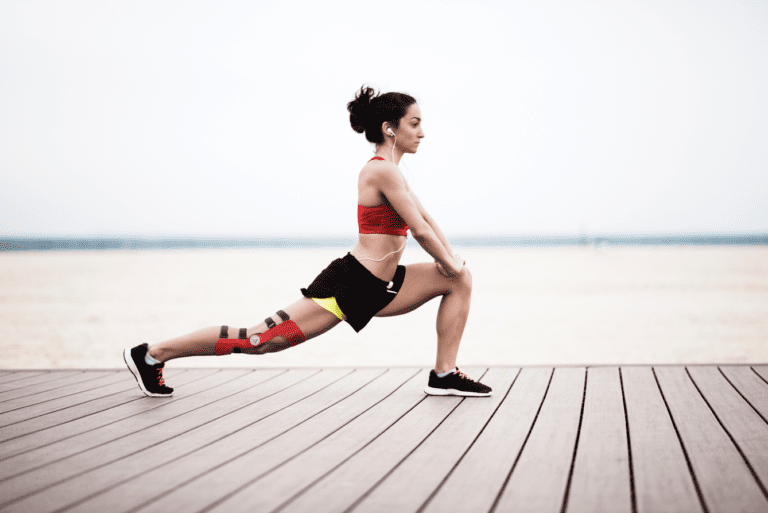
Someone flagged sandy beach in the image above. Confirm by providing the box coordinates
[1,245,766,369]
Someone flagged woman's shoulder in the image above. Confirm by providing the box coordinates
[361,158,400,180]
[359,160,409,198]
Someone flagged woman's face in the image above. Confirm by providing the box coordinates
[392,103,424,154]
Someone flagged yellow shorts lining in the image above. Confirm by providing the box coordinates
[311,297,344,320]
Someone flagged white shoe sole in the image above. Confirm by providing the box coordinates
[123,348,173,398]
[424,385,492,397]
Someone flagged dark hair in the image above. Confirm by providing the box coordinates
[347,85,417,144]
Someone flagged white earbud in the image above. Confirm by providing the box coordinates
[388,129,395,137]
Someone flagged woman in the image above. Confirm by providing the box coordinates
[124,86,492,398]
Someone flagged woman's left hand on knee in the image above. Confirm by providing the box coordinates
[436,253,468,280]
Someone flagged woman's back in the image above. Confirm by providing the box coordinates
[352,157,410,280]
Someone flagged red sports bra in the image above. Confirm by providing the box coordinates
[357,157,409,236]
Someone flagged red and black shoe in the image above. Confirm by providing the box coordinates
[123,343,173,397]
[424,368,492,397]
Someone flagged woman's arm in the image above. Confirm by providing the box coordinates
[409,190,464,277]
[409,191,455,257]
[371,164,463,275]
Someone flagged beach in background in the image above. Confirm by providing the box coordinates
[1,245,766,369]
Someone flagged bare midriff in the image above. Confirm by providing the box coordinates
[350,233,406,281]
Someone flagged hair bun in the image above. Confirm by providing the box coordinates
[347,85,416,144]
[347,86,377,134]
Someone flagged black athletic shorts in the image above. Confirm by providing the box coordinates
[301,252,406,332]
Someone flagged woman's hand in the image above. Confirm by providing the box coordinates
[436,253,465,278]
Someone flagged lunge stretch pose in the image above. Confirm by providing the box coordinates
[124,86,492,398]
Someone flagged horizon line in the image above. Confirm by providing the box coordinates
[2,233,767,252]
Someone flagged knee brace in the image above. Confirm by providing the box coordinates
[214,310,306,355]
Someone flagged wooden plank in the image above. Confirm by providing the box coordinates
[133,368,421,513]
[66,368,391,513]
[720,366,768,421]
[654,366,768,513]
[494,367,586,513]
[0,369,229,475]
[753,366,768,383]
[0,371,79,393]
[0,372,47,386]
[313,368,520,513]
[687,366,768,496]
[0,368,189,447]
[277,392,463,513]
[621,366,702,513]
[0,372,125,413]
[0,371,104,403]
[0,369,290,509]
[424,367,553,513]
[0,372,145,426]
[0,369,269,476]
[0,369,206,459]
[0,364,761,513]
[12,369,354,513]
[205,368,474,513]
[566,367,632,513]
[148,368,428,513]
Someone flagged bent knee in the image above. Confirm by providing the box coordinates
[450,265,472,294]
[462,265,473,289]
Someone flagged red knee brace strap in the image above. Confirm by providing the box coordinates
[251,320,306,350]
[214,319,306,355]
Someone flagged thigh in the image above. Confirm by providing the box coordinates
[375,262,453,318]
[249,297,342,340]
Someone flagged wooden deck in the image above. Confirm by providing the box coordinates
[0,366,767,513]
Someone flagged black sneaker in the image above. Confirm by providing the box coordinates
[424,368,492,397]
[123,343,173,397]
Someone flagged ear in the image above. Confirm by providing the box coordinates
[381,121,394,137]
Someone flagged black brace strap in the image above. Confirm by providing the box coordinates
[220,326,248,341]
[265,310,289,328]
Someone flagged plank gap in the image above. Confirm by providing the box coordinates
[618,368,638,513]
[560,367,588,513]
[718,367,768,427]
[652,367,710,513]
[751,367,768,386]
[489,367,555,513]
[686,367,768,502]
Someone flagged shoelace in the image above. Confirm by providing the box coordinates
[454,370,470,381]
[454,370,484,390]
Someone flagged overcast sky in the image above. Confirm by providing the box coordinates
[1,0,766,238]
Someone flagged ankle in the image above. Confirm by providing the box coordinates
[435,367,457,378]
[146,346,166,364]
